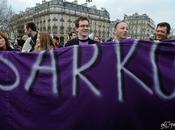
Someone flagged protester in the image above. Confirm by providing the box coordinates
[22,22,38,52]
[65,16,96,46]
[13,36,25,51]
[93,36,101,43]
[33,32,55,52]
[155,22,171,41]
[0,32,13,51]
[53,35,62,48]
[113,21,129,43]
[68,31,77,41]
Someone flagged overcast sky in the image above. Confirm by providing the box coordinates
[9,0,175,28]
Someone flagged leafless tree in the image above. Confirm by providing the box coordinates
[0,0,14,35]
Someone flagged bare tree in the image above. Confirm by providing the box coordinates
[0,0,14,35]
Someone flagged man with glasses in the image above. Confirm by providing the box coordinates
[65,16,95,46]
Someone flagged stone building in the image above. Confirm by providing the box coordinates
[124,13,155,40]
[9,0,110,42]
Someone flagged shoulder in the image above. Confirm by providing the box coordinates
[22,37,32,52]
[88,38,96,44]
[23,37,32,44]
[65,38,79,46]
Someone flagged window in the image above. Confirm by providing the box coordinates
[53,17,58,21]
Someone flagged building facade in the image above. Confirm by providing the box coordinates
[124,13,155,40]
[9,0,110,41]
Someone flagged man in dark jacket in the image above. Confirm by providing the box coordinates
[22,22,38,52]
[65,16,95,46]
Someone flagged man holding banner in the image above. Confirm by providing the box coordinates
[65,16,96,46]
[112,21,129,43]
[155,22,171,41]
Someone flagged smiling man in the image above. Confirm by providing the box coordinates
[65,16,95,46]
[155,22,171,41]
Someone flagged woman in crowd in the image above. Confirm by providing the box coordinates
[33,32,55,52]
[0,32,13,51]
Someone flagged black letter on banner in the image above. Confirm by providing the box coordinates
[115,40,153,102]
[0,56,20,91]
[151,43,175,99]
[72,44,101,96]
[25,50,59,94]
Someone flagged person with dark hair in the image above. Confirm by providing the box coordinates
[22,22,38,52]
[0,32,13,51]
[155,22,171,41]
[68,31,77,41]
[53,35,62,48]
[25,22,37,33]
[93,36,101,43]
[65,16,95,46]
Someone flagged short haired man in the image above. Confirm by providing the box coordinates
[155,22,171,41]
[65,16,95,46]
[22,22,38,52]
[68,31,77,41]
[93,36,101,43]
[113,21,129,43]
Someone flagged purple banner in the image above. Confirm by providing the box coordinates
[0,39,175,130]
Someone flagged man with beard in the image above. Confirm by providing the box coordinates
[22,22,38,52]
[65,16,95,46]
[155,22,171,41]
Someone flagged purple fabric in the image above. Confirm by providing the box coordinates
[79,41,89,45]
[0,39,175,130]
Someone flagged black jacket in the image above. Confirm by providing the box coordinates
[65,38,95,47]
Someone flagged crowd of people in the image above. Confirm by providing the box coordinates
[0,16,173,52]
